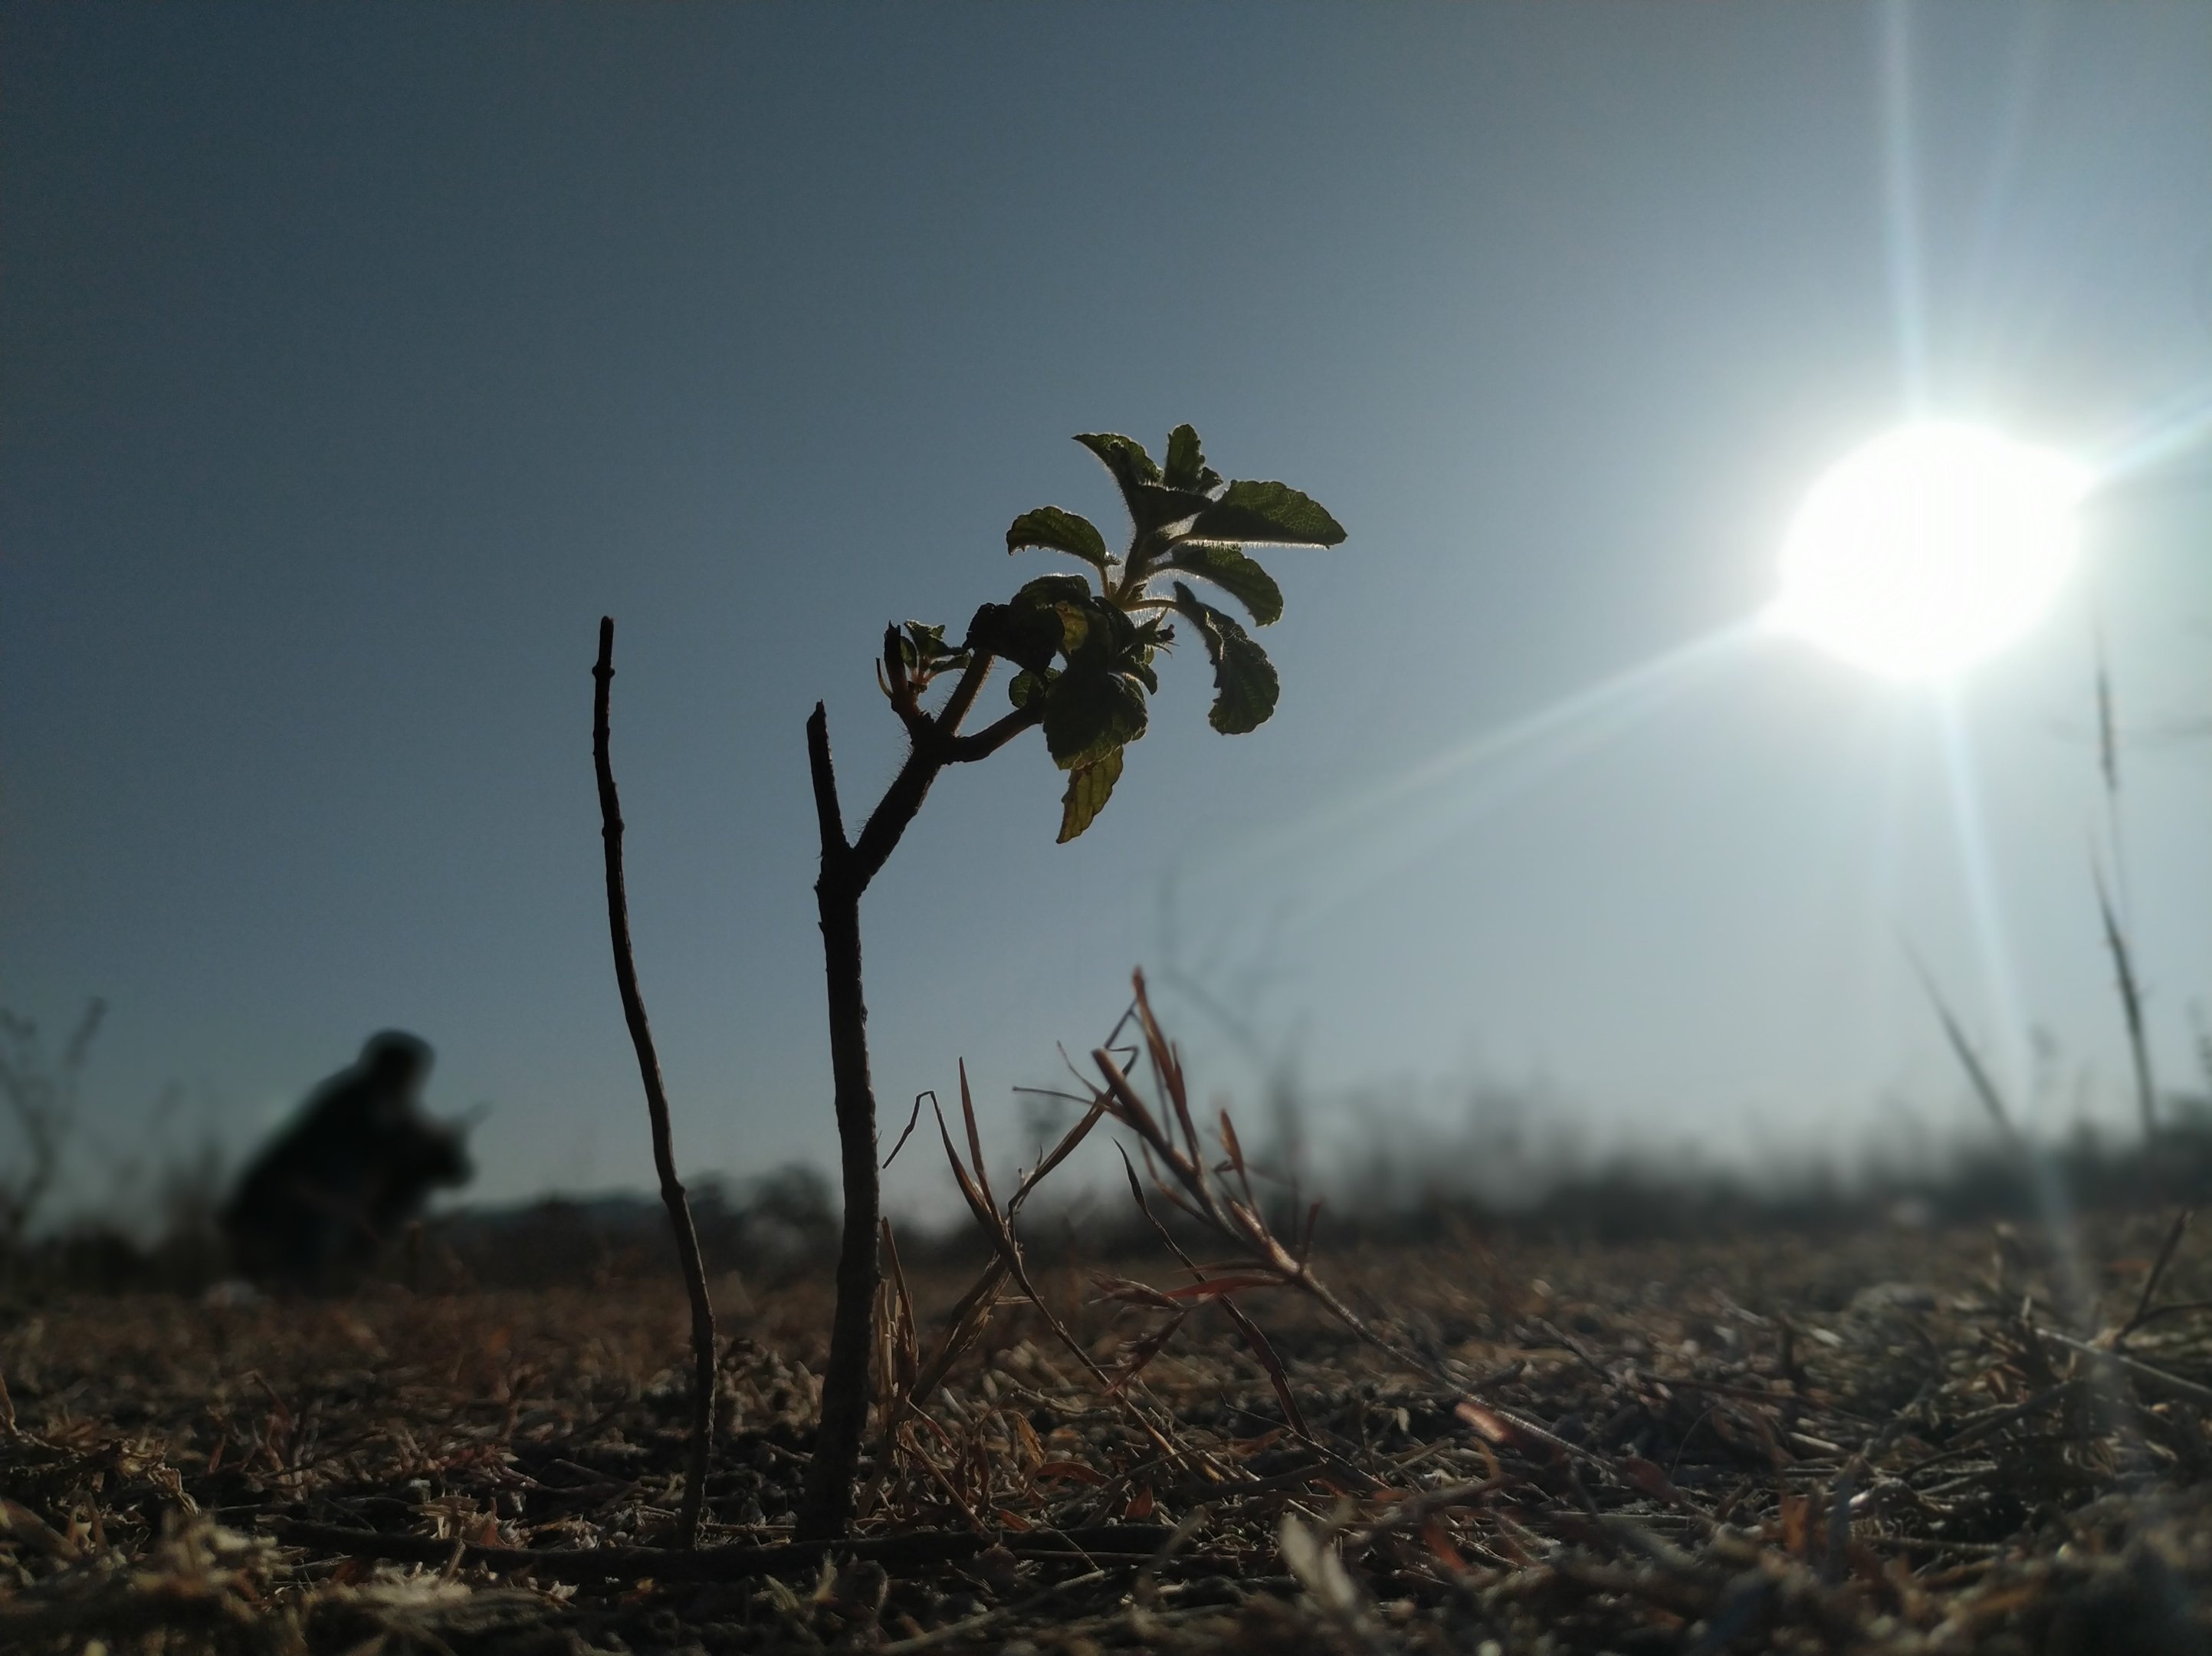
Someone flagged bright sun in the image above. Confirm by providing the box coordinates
[1771,422,2090,682]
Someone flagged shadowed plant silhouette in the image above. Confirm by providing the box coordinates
[794,426,1346,1538]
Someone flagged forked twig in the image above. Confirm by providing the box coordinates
[592,617,717,1547]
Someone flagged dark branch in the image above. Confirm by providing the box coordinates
[946,703,1043,764]
[594,616,717,1548]
[806,702,852,872]
[934,649,994,734]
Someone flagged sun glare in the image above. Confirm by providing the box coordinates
[1771,422,2089,682]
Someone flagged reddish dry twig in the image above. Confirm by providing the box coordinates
[929,1064,1194,1473]
[1091,971,1606,1477]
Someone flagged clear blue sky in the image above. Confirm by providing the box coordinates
[5,2,2210,1214]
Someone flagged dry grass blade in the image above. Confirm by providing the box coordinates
[2095,863,2159,1142]
[878,1218,921,1408]
[1908,951,2019,1144]
[907,1257,1009,1409]
[1088,971,1620,1480]
[2121,1207,2193,1342]
[883,1090,932,1171]
[1217,1296,1313,1439]
[959,1063,998,1217]
[927,1075,1187,1467]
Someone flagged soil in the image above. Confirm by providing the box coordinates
[5,1210,2212,1654]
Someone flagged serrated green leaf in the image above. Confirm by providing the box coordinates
[1056,745,1124,843]
[1170,581,1279,734]
[1163,424,1206,491]
[1041,656,1149,768]
[1183,479,1346,547]
[1206,629,1278,733]
[1072,432,1160,489]
[1006,506,1111,571]
[1163,544,1284,626]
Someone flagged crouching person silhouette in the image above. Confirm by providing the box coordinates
[222,1032,473,1286]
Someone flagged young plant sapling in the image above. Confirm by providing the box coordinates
[795,425,1345,1539]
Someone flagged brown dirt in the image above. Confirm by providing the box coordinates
[6,1210,2212,1654]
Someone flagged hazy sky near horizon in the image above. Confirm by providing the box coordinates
[5,2,2210,1215]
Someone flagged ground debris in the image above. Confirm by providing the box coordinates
[8,1212,2212,1652]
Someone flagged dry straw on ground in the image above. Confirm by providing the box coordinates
[8,996,2212,1654]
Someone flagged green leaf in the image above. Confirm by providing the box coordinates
[1206,629,1278,734]
[1183,479,1346,547]
[1052,600,1090,656]
[1012,573,1094,610]
[965,600,1063,674]
[1124,481,1216,535]
[897,620,970,674]
[1041,656,1149,768]
[1162,424,1206,491]
[1072,432,1160,491]
[1056,745,1124,843]
[1163,544,1284,626]
[1171,582,1280,734]
[1008,667,1058,708]
[1006,506,1111,571]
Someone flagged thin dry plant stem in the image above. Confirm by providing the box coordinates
[2090,629,2158,1146]
[2120,1207,2194,1345]
[1088,972,1606,1475]
[2095,863,2159,1145]
[593,616,717,1548]
[930,1068,1197,1472]
[1906,951,2020,1147]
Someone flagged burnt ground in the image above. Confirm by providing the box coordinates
[6,1210,2212,1655]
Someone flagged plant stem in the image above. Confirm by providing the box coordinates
[794,662,1038,1541]
[797,702,878,1541]
[593,616,717,1548]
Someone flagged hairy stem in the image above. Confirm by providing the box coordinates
[796,656,1013,1540]
[592,617,717,1548]
[796,702,879,1540]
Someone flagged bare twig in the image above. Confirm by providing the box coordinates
[265,1519,1176,1583]
[592,617,717,1547]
